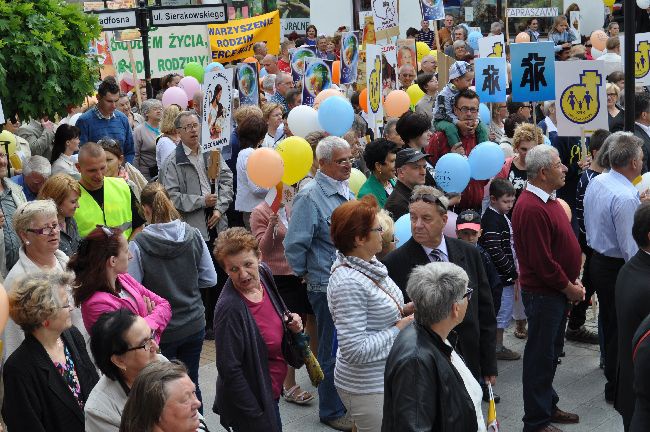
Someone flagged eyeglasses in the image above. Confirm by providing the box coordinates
[521,104,532,109]
[125,330,158,353]
[60,302,74,310]
[409,194,446,209]
[607,93,618,97]
[370,226,384,234]
[461,287,474,301]
[26,223,61,236]
[456,106,479,114]
[333,157,353,166]
[180,123,200,131]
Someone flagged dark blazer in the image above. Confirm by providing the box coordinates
[631,312,650,432]
[633,124,650,173]
[2,326,99,432]
[615,250,650,430]
[382,237,497,378]
[384,180,412,221]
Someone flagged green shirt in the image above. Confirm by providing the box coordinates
[357,174,396,208]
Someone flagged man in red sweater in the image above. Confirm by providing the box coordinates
[512,145,585,432]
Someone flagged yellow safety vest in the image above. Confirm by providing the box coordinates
[75,177,133,239]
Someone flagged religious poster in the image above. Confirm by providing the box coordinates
[620,32,650,86]
[381,45,397,99]
[420,0,445,21]
[366,44,384,137]
[361,15,376,49]
[356,49,367,91]
[396,39,417,70]
[554,61,608,137]
[302,57,332,106]
[510,41,556,102]
[569,11,581,44]
[478,34,505,58]
[474,57,507,103]
[236,62,259,106]
[290,46,316,82]
[372,0,399,41]
[340,32,359,84]
[202,68,233,154]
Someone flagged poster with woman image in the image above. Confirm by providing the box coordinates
[302,57,332,106]
[340,32,359,84]
[202,68,233,153]
[290,46,316,82]
[237,62,259,106]
[396,39,417,70]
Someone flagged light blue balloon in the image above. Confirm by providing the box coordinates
[468,141,505,180]
[394,214,411,248]
[318,96,354,136]
[479,103,490,125]
[543,135,552,146]
[434,153,471,193]
[468,31,482,51]
[205,62,224,72]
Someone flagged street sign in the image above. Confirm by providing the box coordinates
[90,8,137,30]
[149,4,227,27]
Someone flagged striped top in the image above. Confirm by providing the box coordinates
[327,252,404,394]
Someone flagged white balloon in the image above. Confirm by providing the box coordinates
[639,0,650,9]
[635,172,650,193]
[287,105,321,138]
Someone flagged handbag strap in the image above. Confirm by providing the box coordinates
[332,264,404,317]
[633,327,650,363]
[259,263,291,326]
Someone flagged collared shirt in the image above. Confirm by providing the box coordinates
[526,182,556,203]
[421,236,449,262]
[93,106,115,120]
[636,121,650,138]
[182,143,211,196]
[584,169,640,261]
[269,92,289,113]
[10,174,36,201]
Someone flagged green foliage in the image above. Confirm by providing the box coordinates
[0,0,102,120]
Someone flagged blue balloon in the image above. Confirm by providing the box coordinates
[543,135,552,146]
[434,153,471,193]
[318,96,354,136]
[479,103,490,125]
[205,62,224,72]
[468,141,506,180]
[394,214,412,248]
[468,31,482,51]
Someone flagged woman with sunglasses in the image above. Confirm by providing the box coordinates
[2,271,99,432]
[4,200,87,359]
[327,195,414,431]
[67,225,171,339]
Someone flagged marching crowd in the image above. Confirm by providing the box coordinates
[0,4,649,432]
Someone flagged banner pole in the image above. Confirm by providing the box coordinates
[504,0,509,45]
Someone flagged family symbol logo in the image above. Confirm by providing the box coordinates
[487,42,503,58]
[635,40,650,79]
[369,55,382,114]
[559,70,602,125]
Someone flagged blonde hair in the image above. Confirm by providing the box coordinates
[160,104,182,135]
[606,82,620,97]
[37,174,81,211]
[234,105,263,125]
[512,123,544,149]
[9,271,76,333]
[13,200,58,236]
[261,102,282,122]
[376,209,395,251]
[140,182,181,224]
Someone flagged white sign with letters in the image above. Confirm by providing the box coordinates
[150,5,227,27]
[91,9,137,30]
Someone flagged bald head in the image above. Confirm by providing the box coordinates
[261,54,279,74]
[420,55,437,74]
[78,142,105,162]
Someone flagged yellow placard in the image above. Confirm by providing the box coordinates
[208,10,280,63]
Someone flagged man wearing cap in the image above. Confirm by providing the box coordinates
[383,185,497,400]
[385,148,429,220]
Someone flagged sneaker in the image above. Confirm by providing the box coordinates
[321,413,353,431]
[496,346,521,360]
[565,326,599,344]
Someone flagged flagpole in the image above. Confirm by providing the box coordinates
[504,0,509,46]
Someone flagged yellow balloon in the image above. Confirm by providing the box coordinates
[603,0,615,7]
[0,130,17,157]
[349,168,367,196]
[275,136,314,185]
[406,83,425,106]
[416,42,430,62]
[429,49,437,59]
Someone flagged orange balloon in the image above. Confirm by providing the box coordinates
[0,283,8,334]
[590,30,608,52]
[332,60,341,84]
[359,88,368,113]
[515,32,531,43]
[246,148,284,188]
[314,89,342,109]
[384,90,411,117]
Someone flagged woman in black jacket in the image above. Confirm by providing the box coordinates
[2,271,99,432]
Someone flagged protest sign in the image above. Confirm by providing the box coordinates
[366,44,384,136]
[372,0,399,41]
[510,41,555,102]
[302,58,332,106]
[356,49,367,91]
[208,10,280,63]
[555,61,608,137]
[236,62,259,106]
[506,8,558,18]
[202,68,233,154]
[620,32,650,86]
[569,11,581,45]
[107,25,211,78]
[420,0,445,21]
[381,45,397,99]
[478,34,505,58]
[475,57,507,103]
[396,39,417,70]
[340,32,359,84]
[290,46,316,82]
[361,15,376,48]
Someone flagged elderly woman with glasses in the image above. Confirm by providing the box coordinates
[2,271,99,432]
[67,225,171,338]
[134,99,164,181]
[327,195,414,431]
[383,262,482,431]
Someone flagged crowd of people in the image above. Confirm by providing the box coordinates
[0,3,649,432]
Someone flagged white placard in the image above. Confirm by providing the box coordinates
[372,0,399,40]
[506,7,559,18]
[464,7,474,22]
[569,11,581,45]
[202,68,233,153]
[281,18,309,35]
[366,44,384,137]
[478,34,505,58]
[620,32,650,86]
[150,5,227,27]
[91,9,137,30]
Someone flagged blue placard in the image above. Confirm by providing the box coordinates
[474,57,507,103]
[510,41,556,102]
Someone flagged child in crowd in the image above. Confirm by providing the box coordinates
[433,61,488,150]
[479,178,521,360]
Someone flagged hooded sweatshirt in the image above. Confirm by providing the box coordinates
[129,220,217,344]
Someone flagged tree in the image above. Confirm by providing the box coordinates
[0,0,102,121]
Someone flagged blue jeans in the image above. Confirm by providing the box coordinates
[307,290,346,421]
[521,292,568,432]
[160,328,205,413]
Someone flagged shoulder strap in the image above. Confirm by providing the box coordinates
[259,262,290,316]
[331,264,404,316]
[633,328,650,363]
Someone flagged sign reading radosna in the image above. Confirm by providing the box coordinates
[506,8,559,17]
[91,9,137,30]
[150,5,227,27]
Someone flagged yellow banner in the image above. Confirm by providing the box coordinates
[208,10,280,63]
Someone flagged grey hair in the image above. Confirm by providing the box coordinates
[607,132,643,169]
[399,63,415,75]
[23,155,51,178]
[13,199,58,237]
[192,90,204,105]
[490,22,503,32]
[275,72,292,85]
[252,41,267,54]
[140,98,162,119]
[542,100,555,116]
[174,111,199,129]
[280,39,294,52]
[384,119,398,138]
[351,114,367,137]
[453,25,468,39]
[452,40,466,50]
[410,185,448,215]
[526,145,559,180]
[596,132,617,169]
[262,74,276,93]
[406,262,469,327]
[315,136,350,162]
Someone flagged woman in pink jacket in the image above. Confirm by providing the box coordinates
[68,225,171,340]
